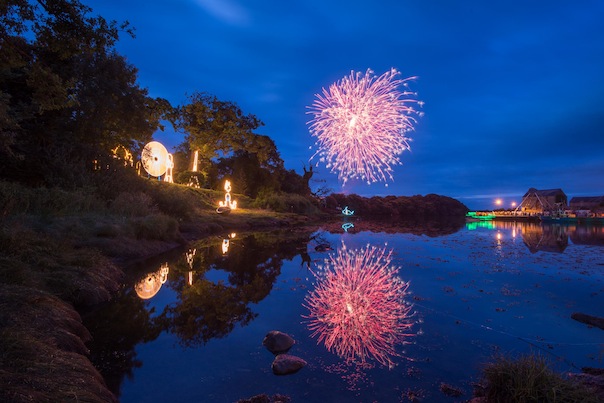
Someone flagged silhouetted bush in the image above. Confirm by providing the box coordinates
[326,192,468,222]
[0,181,104,216]
[110,192,157,217]
[479,354,599,402]
[253,192,320,215]
[324,195,338,210]
[130,214,179,241]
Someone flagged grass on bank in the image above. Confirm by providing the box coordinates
[0,177,321,402]
[0,284,118,403]
[478,353,600,403]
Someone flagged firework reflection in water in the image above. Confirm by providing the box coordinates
[304,242,414,368]
[307,68,423,185]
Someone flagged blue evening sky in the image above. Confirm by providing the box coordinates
[85,0,604,210]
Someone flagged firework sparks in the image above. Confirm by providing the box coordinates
[303,243,413,367]
[307,68,423,185]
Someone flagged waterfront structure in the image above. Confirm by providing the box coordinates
[515,188,567,214]
[569,196,604,213]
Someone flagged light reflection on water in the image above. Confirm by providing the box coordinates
[85,223,604,403]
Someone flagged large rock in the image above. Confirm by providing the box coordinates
[262,331,295,354]
[571,312,604,330]
[271,354,307,375]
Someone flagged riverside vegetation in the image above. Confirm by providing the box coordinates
[2,175,601,402]
[0,173,471,402]
[0,172,313,402]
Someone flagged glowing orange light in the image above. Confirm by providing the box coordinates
[135,263,169,299]
[140,141,174,182]
[165,154,174,183]
[186,249,196,286]
[192,150,199,172]
[219,180,237,209]
[221,233,236,254]
[112,145,134,167]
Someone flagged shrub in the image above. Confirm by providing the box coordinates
[143,181,202,219]
[130,214,179,241]
[481,354,598,402]
[110,192,157,217]
[253,192,319,215]
[324,195,338,210]
[0,181,104,216]
[174,170,206,187]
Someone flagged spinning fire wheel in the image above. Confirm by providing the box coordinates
[141,141,169,178]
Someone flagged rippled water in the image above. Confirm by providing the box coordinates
[84,221,604,402]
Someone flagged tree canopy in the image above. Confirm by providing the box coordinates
[173,92,312,197]
[174,92,280,166]
[1,0,310,198]
[0,0,171,186]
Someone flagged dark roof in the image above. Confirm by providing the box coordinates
[523,188,566,197]
[569,196,604,203]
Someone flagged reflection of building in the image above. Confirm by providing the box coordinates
[473,220,604,252]
[517,188,567,214]
[134,263,169,299]
[569,225,604,246]
[521,223,568,253]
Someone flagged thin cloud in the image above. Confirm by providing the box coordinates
[194,0,250,26]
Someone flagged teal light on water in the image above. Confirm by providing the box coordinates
[466,211,495,220]
[466,221,495,230]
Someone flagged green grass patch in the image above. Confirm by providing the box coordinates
[0,181,105,216]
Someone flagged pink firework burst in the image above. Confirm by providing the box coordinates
[307,68,423,185]
[303,243,414,367]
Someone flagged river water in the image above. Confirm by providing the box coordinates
[84,220,604,402]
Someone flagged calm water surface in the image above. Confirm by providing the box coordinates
[84,220,604,402]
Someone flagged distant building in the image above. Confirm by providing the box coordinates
[569,196,604,213]
[517,188,567,214]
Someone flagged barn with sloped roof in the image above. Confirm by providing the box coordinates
[517,188,567,214]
